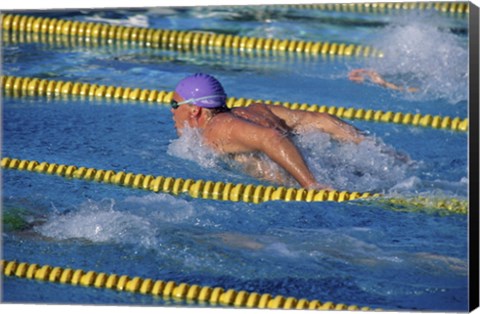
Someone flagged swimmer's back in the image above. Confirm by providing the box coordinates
[230,103,291,134]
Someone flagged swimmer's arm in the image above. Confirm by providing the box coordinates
[349,69,418,92]
[268,105,364,144]
[211,120,330,189]
[368,71,404,90]
[232,154,292,186]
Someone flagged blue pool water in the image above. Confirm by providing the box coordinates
[1,5,469,311]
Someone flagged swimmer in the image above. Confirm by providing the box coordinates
[170,73,365,190]
[348,69,418,92]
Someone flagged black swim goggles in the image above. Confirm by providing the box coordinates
[170,100,181,109]
[170,95,225,110]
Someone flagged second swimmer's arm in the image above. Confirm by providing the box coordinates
[349,69,418,92]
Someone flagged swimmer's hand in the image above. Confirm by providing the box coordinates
[307,182,335,191]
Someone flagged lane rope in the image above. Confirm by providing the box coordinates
[2,29,332,64]
[1,75,469,132]
[0,157,379,204]
[283,2,469,14]
[1,259,375,310]
[1,157,468,214]
[0,14,383,58]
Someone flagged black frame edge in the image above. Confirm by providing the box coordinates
[469,1,480,312]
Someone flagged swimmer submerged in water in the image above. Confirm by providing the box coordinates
[171,73,365,190]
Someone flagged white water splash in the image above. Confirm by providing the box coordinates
[84,14,149,28]
[167,126,224,170]
[35,194,196,248]
[35,199,157,247]
[363,16,468,104]
[297,131,414,192]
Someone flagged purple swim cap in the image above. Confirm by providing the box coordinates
[175,73,227,109]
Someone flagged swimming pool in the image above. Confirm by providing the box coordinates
[1,4,470,311]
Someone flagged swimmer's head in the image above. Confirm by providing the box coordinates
[174,73,227,109]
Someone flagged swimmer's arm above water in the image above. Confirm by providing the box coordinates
[348,69,418,92]
[204,117,332,190]
[267,105,365,144]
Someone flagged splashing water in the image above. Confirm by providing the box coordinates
[34,194,197,249]
[297,132,414,192]
[167,126,224,170]
[363,15,468,104]
[84,14,149,28]
[167,126,413,193]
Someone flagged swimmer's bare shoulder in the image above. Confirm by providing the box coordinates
[203,112,270,154]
